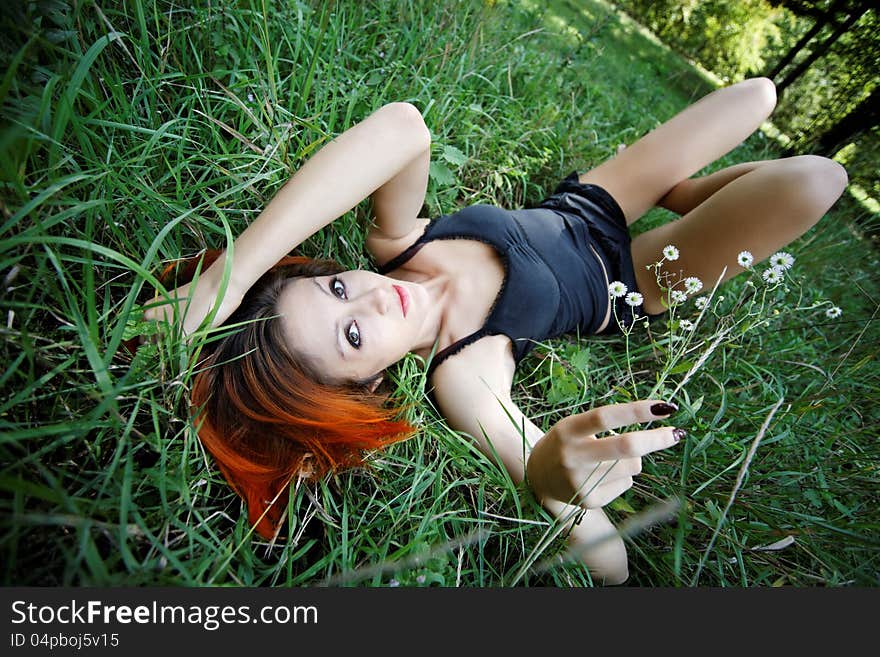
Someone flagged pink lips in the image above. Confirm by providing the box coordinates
[392,284,409,317]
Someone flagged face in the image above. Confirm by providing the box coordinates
[278,270,429,384]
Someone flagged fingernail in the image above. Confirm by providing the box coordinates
[673,428,687,443]
[651,402,678,416]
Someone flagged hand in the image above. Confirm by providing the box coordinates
[142,265,243,340]
[526,400,683,509]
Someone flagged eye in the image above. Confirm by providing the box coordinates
[330,277,347,299]
[346,320,361,349]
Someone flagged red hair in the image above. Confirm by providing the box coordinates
[154,250,415,539]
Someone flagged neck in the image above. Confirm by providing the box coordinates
[403,271,452,358]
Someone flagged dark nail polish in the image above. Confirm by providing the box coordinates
[651,402,678,416]
[673,428,687,442]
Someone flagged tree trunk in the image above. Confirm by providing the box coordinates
[803,87,880,157]
[777,6,869,95]
[766,19,827,80]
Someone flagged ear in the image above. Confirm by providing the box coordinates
[366,373,384,393]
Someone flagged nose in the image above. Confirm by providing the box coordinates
[363,286,392,315]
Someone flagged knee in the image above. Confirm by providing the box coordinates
[815,156,849,197]
[742,77,777,119]
[789,155,849,213]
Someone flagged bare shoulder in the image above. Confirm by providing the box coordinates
[365,218,431,269]
[429,335,517,436]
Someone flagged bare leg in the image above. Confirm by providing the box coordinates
[579,78,778,223]
[632,155,848,314]
[577,77,846,314]
[657,161,764,215]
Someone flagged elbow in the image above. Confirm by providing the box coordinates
[382,101,431,152]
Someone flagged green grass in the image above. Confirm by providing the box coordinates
[1,0,877,587]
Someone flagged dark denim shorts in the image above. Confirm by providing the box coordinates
[537,171,647,332]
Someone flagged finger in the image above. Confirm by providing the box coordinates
[573,456,642,485]
[582,477,633,509]
[614,456,642,478]
[581,427,684,461]
[556,399,679,438]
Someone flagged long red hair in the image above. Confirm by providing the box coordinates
[154,250,415,539]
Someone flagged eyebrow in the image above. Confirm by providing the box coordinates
[312,278,346,360]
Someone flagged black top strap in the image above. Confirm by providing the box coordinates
[426,329,491,378]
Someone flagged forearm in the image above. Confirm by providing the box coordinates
[435,384,630,583]
[531,442,628,584]
[369,145,430,238]
[518,443,630,584]
[466,416,591,538]
[214,102,431,294]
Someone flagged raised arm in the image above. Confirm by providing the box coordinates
[432,348,681,585]
[145,101,430,334]
[222,101,430,292]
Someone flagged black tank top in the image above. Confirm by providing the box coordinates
[377,200,611,376]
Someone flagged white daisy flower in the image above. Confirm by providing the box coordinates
[762,266,784,284]
[684,277,703,294]
[625,292,644,307]
[737,251,754,268]
[608,281,628,298]
[694,296,709,310]
[825,306,842,319]
[679,319,694,331]
[769,251,795,270]
[663,245,680,261]
[670,290,687,304]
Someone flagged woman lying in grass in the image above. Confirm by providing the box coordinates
[143,77,847,584]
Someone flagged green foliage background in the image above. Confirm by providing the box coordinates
[615,0,879,207]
